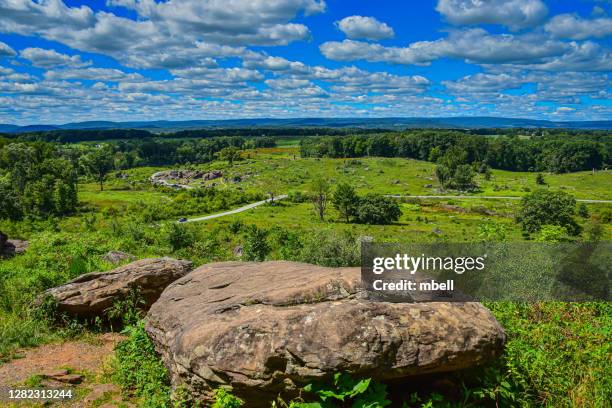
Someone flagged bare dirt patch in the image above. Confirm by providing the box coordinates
[0,333,124,387]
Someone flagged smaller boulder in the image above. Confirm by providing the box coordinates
[0,231,28,258]
[102,251,136,265]
[41,258,193,317]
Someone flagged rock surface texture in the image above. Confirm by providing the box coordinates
[43,258,193,317]
[146,261,506,406]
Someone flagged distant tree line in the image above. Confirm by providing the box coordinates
[300,130,610,173]
[1,127,385,143]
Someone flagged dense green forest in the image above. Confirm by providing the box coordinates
[300,131,610,173]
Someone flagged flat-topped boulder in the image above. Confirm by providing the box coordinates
[145,261,505,406]
[42,257,193,317]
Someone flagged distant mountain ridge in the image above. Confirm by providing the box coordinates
[1,117,611,133]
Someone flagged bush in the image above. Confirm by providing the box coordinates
[516,189,580,235]
[163,222,195,252]
[243,225,270,261]
[355,194,402,225]
[299,230,360,267]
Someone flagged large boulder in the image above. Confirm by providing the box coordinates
[146,261,505,406]
[42,258,193,317]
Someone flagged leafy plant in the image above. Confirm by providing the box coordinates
[243,224,270,261]
[212,388,244,408]
[112,322,171,407]
[294,373,391,408]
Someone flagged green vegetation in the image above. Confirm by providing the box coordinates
[113,322,171,407]
[300,130,609,173]
[0,129,611,407]
[0,142,78,219]
[516,190,580,236]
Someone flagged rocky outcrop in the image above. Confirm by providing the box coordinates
[146,261,505,406]
[42,258,193,317]
[0,231,29,258]
[150,170,222,189]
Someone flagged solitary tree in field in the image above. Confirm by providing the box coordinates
[216,147,241,166]
[83,146,114,191]
[310,177,330,221]
[332,183,359,223]
[516,189,580,235]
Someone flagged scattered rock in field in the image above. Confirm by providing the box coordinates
[424,184,433,188]
[40,370,84,385]
[42,369,69,378]
[432,227,444,235]
[0,230,29,258]
[202,170,223,180]
[392,179,400,184]
[41,258,193,317]
[102,250,136,265]
[146,261,505,406]
[151,169,223,188]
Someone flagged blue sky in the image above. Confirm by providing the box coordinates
[0,0,610,125]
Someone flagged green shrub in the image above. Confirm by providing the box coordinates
[113,322,171,407]
[516,189,580,235]
[299,230,360,267]
[355,194,402,225]
[163,222,195,252]
[243,225,271,261]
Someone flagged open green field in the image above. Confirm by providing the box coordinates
[76,147,612,243]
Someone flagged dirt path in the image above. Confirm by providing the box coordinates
[0,333,129,407]
[0,333,123,387]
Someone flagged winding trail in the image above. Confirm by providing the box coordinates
[181,193,610,223]
[183,195,288,223]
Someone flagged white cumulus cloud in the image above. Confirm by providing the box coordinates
[436,0,548,30]
[336,16,394,40]
[545,14,612,40]
[20,47,90,68]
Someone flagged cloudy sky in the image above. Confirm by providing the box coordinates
[0,0,611,125]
